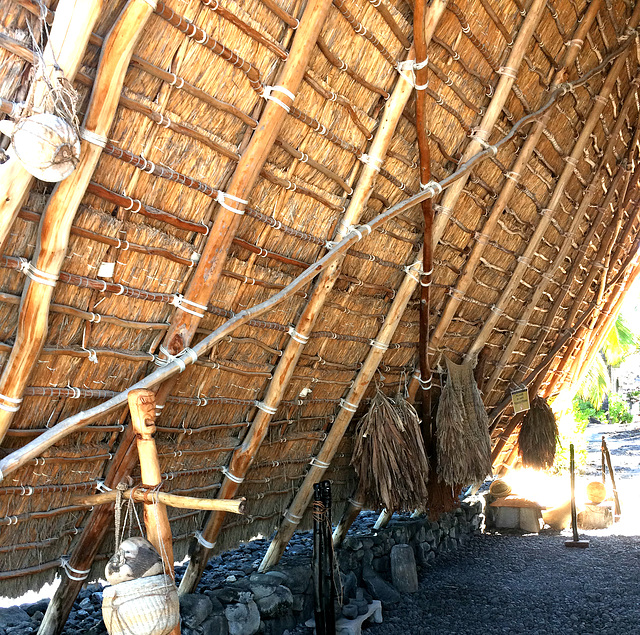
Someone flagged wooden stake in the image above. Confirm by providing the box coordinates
[259,262,422,571]
[332,487,364,546]
[602,437,622,517]
[565,443,589,548]
[0,0,103,253]
[129,388,180,635]
[0,0,156,445]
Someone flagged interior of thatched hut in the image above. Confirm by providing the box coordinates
[1,0,640,632]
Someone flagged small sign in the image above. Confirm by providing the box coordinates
[511,387,530,414]
[97,261,116,278]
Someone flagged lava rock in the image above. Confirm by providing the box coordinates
[0,607,31,629]
[225,599,261,635]
[362,567,401,607]
[390,544,419,593]
[180,593,213,629]
[255,585,293,619]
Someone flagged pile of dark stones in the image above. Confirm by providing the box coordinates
[0,498,484,635]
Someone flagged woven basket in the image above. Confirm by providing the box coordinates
[586,481,607,504]
[489,479,512,498]
[102,574,179,635]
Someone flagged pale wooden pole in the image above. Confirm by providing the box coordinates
[259,261,422,571]
[177,53,420,593]
[482,144,637,398]
[155,0,334,368]
[463,6,640,363]
[427,0,601,356]
[492,105,640,395]
[430,0,548,247]
[0,0,157,444]
[129,388,179,635]
[0,0,103,253]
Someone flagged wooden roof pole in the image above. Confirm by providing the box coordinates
[549,221,640,400]
[429,0,547,248]
[485,233,640,423]
[153,0,334,373]
[427,0,602,357]
[492,120,640,396]
[0,0,103,253]
[462,8,640,364]
[482,149,637,398]
[562,257,640,397]
[0,0,156,444]
[177,39,423,594]
[259,260,423,572]
[542,200,640,397]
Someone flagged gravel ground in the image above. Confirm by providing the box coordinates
[288,421,640,635]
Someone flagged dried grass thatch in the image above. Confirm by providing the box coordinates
[351,388,429,511]
[436,357,492,487]
[518,396,558,469]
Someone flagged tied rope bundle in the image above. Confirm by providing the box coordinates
[436,357,492,488]
[518,395,559,469]
[351,388,429,512]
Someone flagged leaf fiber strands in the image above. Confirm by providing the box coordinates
[351,389,428,512]
[436,358,491,488]
[517,396,558,469]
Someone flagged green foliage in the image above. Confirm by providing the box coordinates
[608,392,633,424]
[602,315,638,367]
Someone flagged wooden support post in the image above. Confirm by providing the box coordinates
[156,0,334,366]
[177,36,425,594]
[601,436,606,484]
[128,389,178,635]
[487,239,640,422]
[602,438,622,517]
[259,261,422,571]
[464,9,640,362]
[427,0,600,357]
[374,509,393,530]
[482,144,637,398]
[332,487,364,547]
[0,0,103,253]
[0,0,156,444]
[128,389,175,577]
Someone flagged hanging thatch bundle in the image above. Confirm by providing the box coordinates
[518,396,559,469]
[436,357,492,488]
[351,388,429,512]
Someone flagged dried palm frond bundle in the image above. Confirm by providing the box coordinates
[436,357,492,488]
[518,395,558,469]
[351,388,429,512]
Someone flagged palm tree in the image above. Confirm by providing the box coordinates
[577,314,638,408]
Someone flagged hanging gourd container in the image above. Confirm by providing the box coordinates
[0,112,80,182]
[102,537,179,635]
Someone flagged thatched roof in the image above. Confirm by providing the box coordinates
[0,0,638,607]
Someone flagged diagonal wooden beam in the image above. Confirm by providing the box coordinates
[485,95,640,398]
[483,146,638,399]
[429,0,548,248]
[0,0,157,444]
[0,0,103,253]
[463,6,640,363]
[427,0,602,357]
[176,39,424,594]
[259,259,423,571]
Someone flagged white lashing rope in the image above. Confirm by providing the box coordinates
[154,345,198,373]
[0,393,22,413]
[17,259,58,287]
[195,530,216,549]
[80,128,108,148]
[262,85,295,113]
[309,457,330,469]
[60,557,91,581]
[340,398,358,413]
[171,294,207,318]
[288,326,309,344]
[222,466,244,484]
[255,400,277,415]
[396,58,429,90]
[216,191,248,215]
